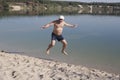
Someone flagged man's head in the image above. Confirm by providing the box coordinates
[59,15,65,20]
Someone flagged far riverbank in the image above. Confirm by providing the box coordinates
[0,1,120,16]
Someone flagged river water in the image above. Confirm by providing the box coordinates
[0,15,120,74]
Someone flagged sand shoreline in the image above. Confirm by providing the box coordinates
[0,52,119,80]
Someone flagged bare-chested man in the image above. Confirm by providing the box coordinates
[41,15,77,55]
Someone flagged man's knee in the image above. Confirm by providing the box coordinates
[64,42,67,45]
[50,40,56,47]
[50,43,55,47]
[62,40,67,46]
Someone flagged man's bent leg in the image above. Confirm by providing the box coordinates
[46,40,56,54]
[61,39,68,55]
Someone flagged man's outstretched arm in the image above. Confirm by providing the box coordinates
[64,22,77,28]
[41,21,54,29]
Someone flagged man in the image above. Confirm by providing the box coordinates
[41,15,77,55]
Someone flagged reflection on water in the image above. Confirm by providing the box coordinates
[0,4,120,16]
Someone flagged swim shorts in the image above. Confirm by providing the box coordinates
[51,32,64,41]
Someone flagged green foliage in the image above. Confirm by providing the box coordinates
[0,0,9,10]
[0,0,120,13]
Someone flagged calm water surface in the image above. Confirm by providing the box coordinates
[0,15,120,74]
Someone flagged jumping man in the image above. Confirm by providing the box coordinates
[41,15,77,55]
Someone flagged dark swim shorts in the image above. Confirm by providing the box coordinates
[51,32,64,41]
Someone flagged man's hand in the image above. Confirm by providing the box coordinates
[72,24,78,28]
[41,26,46,29]
[41,23,53,30]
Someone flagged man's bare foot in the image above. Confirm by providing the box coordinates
[62,50,68,55]
[46,50,50,55]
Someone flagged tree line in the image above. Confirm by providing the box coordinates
[0,0,120,11]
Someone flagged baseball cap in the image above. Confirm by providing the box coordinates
[59,15,65,20]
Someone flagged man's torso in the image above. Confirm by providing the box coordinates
[53,20,65,35]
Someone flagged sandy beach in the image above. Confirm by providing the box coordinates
[0,52,119,80]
